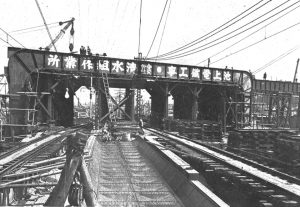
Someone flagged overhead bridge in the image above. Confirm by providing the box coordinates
[5,47,253,135]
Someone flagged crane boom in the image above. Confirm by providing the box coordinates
[46,18,75,51]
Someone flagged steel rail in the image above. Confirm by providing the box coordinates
[146,128,300,199]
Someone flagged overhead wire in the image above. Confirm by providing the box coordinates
[110,0,130,54]
[145,0,169,58]
[253,44,300,74]
[155,0,172,60]
[138,0,143,55]
[149,0,300,61]
[197,3,300,65]
[211,22,300,64]
[0,36,14,47]
[0,27,26,48]
[150,0,296,60]
[209,20,300,65]
[149,0,269,59]
[104,0,120,50]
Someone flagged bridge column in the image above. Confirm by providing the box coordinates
[190,87,203,121]
[125,88,135,121]
[163,84,169,118]
[172,87,190,119]
[95,89,106,128]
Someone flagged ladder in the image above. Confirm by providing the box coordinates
[101,72,116,122]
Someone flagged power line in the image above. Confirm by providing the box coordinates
[253,45,300,74]
[150,0,295,60]
[146,0,169,58]
[138,0,143,55]
[110,0,130,54]
[149,0,269,59]
[34,0,57,52]
[211,20,300,65]
[0,27,26,48]
[156,0,172,60]
[149,0,300,60]
[0,36,14,47]
[198,3,300,65]
[104,0,120,50]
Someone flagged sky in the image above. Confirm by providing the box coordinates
[0,0,300,81]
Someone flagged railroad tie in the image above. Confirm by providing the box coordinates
[258,200,273,207]
[269,194,288,206]
[280,200,299,207]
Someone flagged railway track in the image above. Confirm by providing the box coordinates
[145,128,300,207]
[0,125,88,180]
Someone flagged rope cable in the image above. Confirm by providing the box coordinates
[10,21,60,33]
[12,25,60,35]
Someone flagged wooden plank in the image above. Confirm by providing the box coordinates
[79,158,98,207]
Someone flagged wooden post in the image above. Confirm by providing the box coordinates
[125,88,135,121]
[44,132,87,206]
[79,159,99,207]
[47,79,53,122]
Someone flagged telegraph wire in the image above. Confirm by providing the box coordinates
[0,27,26,48]
[156,0,172,60]
[146,0,169,58]
[253,45,300,74]
[197,3,300,65]
[210,20,300,65]
[149,0,269,59]
[149,0,300,60]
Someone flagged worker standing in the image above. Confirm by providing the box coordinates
[138,118,144,135]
